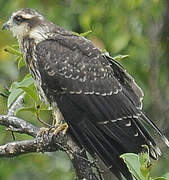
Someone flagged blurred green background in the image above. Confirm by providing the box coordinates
[0,0,169,179]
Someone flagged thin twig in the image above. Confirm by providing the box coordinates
[36,111,51,127]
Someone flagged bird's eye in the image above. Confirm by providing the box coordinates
[13,16,24,24]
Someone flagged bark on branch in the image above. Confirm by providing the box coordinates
[0,94,100,180]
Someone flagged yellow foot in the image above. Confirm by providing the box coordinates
[37,127,49,137]
[51,123,69,135]
[36,124,68,152]
[38,123,69,137]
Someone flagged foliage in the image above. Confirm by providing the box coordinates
[4,45,25,69]
[0,0,169,180]
[121,146,169,180]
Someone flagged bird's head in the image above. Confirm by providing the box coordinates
[2,8,47,42]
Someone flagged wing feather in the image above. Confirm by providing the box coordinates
[35,35,165,180]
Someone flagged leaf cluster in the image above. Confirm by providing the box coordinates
[121,145,169,180]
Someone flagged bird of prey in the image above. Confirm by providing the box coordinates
[2,8,169,180]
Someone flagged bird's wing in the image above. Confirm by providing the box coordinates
[35,35,161,180]
[105,55,144,109]
[36,34,142,109]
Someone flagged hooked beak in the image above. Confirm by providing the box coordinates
[2,22,10,31]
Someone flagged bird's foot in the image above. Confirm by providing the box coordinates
[50,122,69,135]
[38,127,50,136]
[37,122,69,138]
[36,123,69,152]
[36,127,52,152]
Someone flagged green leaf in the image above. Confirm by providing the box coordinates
[102,49,109,54]
[80,30,92,37]
[17,74,34,88]
[139,145,151,179]
[74,30,92,37]
[120,153,145,180]
[163,173,169,180]
[0,91,9,98]
[11,44,19,49]
[8,74,35,107]
[16,107,38,114]
[4,46,22,56]
[7,88,24,108]
[139,145,149,166]
[9,82,19,92]
[39,102,51,111]
[153,178,168,180]
[23,73,32,79]
[20,86,39,103]
[113,54,129,61]
[4,44,25,69]
[17,56,25,69]
[9,74,34,92]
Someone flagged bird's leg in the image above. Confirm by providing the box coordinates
[53,122,69,135]
[36,107,52,137]
[50,106,69,135]
[36,104,68,138]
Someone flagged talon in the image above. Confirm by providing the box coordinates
[48,125,55,132]
[38,127,49,137]
[53,123,69,135]
[36,127,57,153]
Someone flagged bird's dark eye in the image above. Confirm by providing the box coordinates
[13,15,24,25]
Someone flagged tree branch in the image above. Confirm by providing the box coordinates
[7,93,25,116]
[0,94,100,180]
[0,139,40,157]
[0,115,39,137]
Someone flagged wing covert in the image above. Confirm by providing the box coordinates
[35,37,122,96]
[35,34,143,111]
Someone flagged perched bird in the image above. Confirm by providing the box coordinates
[2,8,169,180]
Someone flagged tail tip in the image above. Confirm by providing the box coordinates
[162,136,169,147]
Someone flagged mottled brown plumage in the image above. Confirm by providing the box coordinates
[2,8,169,180]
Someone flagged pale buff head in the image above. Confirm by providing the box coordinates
[2,8,47,43]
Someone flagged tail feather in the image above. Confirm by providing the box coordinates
[84,133,124,180]
[73,118,134,180]
[69,112,166,180]
[132,118,161,159]
[98,115,155,154]
[140,113,169,147]
[57,94,168,180]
